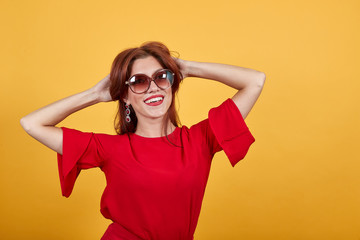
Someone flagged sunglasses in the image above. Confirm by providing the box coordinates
[125,69,175,94]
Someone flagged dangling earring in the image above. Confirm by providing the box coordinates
[125,104,131,123]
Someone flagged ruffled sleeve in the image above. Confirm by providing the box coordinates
[57,127,105,197]
[208,98,255,167]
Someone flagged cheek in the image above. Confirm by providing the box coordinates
[166,90,173,104]
[124,89,131,104]
[127,89,138,105]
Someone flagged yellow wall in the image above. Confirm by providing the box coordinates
[1,0,359,239]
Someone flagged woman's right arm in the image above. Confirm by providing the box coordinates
[20,74,112,155]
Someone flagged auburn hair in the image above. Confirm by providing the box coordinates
[109,41,183,135]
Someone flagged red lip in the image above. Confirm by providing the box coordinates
[145,99,164,106]
[144,94,164,102]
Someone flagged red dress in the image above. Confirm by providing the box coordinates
[57,99,255,240]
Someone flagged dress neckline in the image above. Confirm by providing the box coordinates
[130,127,180,140]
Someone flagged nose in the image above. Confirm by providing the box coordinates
[148,79,160,92]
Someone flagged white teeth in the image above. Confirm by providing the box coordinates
[145,97,163,104]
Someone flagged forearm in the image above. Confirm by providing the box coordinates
[185,61,265,90]
[21,88,100,130]
[178,59,265,120]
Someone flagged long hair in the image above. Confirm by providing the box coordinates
[109,41,183,136]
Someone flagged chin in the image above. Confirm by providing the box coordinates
[145,107,168,119]
[132,94,172,121]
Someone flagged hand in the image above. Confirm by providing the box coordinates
[92,74,113,102]
[172,57,189,79]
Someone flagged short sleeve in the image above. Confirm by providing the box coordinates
[57,127,105,197]
[208,98,255,167]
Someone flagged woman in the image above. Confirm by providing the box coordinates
[20,41,265,240]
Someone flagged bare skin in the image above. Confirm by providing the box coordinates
[20,57,265,155]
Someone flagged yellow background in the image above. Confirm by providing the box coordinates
[1,0,359,239]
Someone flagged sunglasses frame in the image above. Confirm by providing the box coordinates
[125,69,175,94]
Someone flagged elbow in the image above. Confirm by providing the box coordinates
[20,116,33,134]
[249,72,265,89]
[20,117,29,132]
[257,72,266,88]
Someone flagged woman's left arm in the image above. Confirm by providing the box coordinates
[175,58,265,119]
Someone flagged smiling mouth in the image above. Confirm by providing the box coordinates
[144,96,164,104]
[144,95,164,106]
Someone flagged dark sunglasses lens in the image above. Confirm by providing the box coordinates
[154,70,174,89]
[129,75,149,93]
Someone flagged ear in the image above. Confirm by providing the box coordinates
[123,98,130,105]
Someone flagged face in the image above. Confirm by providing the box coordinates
[124,55,173,122]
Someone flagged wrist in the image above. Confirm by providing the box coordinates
[185,60,201,78]
[85,87,102,104]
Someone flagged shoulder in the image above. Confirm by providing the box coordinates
[189,119,209,133]
[178,119,210,141]
[94,131,130,146]
[61,127,129,145]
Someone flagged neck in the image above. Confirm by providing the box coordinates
[135,117,176,138]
